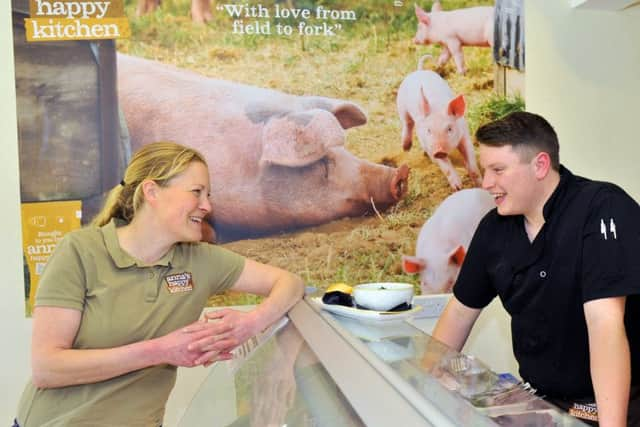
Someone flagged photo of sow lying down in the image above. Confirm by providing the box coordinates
[117,53,410,242]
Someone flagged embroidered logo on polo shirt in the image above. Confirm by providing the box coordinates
[610,218,617,239]
[165,272,194,294]
[600,218,618,240]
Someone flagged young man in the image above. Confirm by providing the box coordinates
[432,112,640,426]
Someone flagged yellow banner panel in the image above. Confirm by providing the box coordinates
[21,200,82,316]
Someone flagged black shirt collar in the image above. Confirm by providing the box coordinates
[507,165,573,271]
[542,165,574,222]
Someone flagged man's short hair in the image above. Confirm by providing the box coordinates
[475,111,560,171]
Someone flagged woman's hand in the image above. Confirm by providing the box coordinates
[179,309,259,366]
[153,319,225,367]
[184,258,304,368]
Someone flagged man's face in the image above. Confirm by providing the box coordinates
[479,144,539,217]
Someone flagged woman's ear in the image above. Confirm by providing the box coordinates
[140,179,159,204]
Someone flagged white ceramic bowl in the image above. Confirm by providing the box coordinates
[352,282,415,311]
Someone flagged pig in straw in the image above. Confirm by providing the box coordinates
[413,2,494,75]
[116,54,410,241]
[397,55,482,190]
[403,189,495,294]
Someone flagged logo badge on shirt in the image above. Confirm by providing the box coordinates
[165,272,194,294]
[600,218,617,240]
[569,402,598,422]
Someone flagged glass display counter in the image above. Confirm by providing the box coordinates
[178,298,588,426]
[178,317,365,427]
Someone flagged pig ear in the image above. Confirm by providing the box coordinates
[304,97,368,129]
[448,94,466,118]
[260,110,344,167]
[414,4,430,24]
[332,102,368,129]
[431,1,442,12]
[449,245,466,266]
[419,86,431,116]
[402,255,426,274]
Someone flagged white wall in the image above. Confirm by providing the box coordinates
[0,4,33,422]
[526,1,640,200]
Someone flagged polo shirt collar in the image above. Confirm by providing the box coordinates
[102,218,176,268]
[542,165,574,222]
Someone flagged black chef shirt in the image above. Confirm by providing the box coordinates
[454,166,640,399]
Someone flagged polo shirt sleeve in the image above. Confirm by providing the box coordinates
[581,187,640,303]
[34,233,86,311]
[453,214,497,309]
[203,245,246,294]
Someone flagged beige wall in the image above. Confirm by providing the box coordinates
[1,1,639,423]
[526,1,640,200]
[0,4,32,420]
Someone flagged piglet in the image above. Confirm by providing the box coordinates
[413,2,494,75]
[397,55,482,189]
[402,189,495,294]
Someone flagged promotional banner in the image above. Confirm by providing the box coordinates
[12,0,524,310]
[21,200,82,315]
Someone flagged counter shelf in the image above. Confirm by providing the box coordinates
[306,296,588,427]
[178,317,365,427]
[177,298,588,426]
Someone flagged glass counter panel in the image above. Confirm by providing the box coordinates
[178,319,365,427]
[315,301,588,427]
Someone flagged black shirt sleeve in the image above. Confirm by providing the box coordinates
[581,186,640,303]
[453,213,497,309]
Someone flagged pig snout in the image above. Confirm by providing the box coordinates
[433,150,448,159]
[428,139,452,159]
[391,164,410,200]
[364,162,410,210]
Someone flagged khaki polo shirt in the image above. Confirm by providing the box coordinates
[17,219,245,427]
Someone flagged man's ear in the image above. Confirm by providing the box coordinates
[533,152,552,180]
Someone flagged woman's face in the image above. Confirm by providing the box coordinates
[154,161,212,243]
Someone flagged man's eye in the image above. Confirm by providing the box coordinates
[192,189,202,196]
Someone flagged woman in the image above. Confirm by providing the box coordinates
[15,142,304,426]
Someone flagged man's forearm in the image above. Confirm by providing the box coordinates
[590,328,630,427]
[431,297,481,351]
[585,297,630,427]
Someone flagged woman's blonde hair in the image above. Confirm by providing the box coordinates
[91,141,208,227]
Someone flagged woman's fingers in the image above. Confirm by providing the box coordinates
[196,350,233,366]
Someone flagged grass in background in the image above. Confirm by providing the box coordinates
[467,94,526,135]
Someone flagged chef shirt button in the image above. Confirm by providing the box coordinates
[539,270,547,278]
[147,271,154,279]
